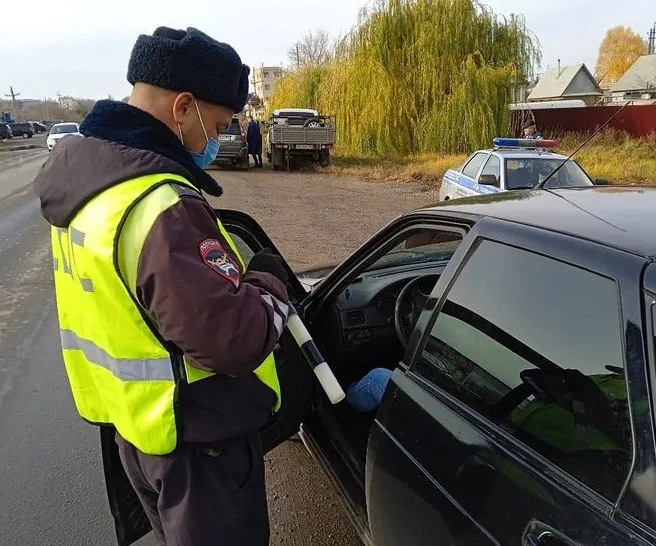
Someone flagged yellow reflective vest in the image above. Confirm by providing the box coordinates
[51,172,281,455]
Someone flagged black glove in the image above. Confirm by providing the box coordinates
[247,248,288,284]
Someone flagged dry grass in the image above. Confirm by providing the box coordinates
[328,153,465,184]
[557,131,656,185]
[329,131,656,186]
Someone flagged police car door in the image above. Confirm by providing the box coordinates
[101,209,316,546]
[455,152,489,199]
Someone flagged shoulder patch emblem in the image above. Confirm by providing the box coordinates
[199,239,241,287]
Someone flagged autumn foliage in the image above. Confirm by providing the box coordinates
[596,26,647,86]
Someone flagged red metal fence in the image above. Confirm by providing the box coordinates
[510,105,656,138]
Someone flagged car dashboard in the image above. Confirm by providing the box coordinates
[332,262,448,350]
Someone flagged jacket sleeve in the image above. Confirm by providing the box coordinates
[135,194,289,377]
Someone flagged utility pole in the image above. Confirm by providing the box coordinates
[4,86,21,118]
[648,23,656,55]
[295,44,300,69]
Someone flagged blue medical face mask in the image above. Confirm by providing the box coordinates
[179,100,221,169]
[190,135,220,169]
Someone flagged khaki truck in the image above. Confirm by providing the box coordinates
[266,108,336,171]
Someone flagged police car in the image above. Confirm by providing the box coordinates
[438,138,602,201]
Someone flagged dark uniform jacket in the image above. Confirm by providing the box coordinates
[33,100,288,443]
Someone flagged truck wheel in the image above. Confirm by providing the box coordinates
[272,149,285,171]
[319,150,330,167]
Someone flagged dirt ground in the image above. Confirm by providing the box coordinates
[206,163,438,546]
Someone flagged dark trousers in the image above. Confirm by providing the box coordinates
[250,153,262,167]
[116,433,269,546]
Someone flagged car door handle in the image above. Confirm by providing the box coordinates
[522,520,580,546]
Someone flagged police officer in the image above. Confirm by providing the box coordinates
[523,119,545,140]
[34,27,289,546]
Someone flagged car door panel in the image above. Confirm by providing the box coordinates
[371,371,633,546]
[101,208,315,546]
[367,371,496,546]
[215,209,317,453]
[368,219,647,546]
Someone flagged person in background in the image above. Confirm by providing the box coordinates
[523,120,545,140]
[247,116,263,168]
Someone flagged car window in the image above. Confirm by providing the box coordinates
[505,157,593,190]
[461,153,488,179]
[365,228,462,273]
[222,120,242,135]
[414,240,631,500]
[478,155,500,182]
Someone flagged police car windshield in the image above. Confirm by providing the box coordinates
[505,157,593,190]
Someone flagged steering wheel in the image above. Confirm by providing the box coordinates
[394,274,439,347]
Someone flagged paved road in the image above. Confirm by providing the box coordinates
[0,150,123,545]
[0,151,435,545]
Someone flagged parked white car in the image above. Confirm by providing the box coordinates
[438,138,601,201]
[47,123,81,152]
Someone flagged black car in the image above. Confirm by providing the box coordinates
[9,122,34,138]
[211,117,249,170]
[30,121,47,134]
[0,123,12,140]
[104,187,656,546]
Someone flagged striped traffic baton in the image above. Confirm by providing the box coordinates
[286,304,345,404]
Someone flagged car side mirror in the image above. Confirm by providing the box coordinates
[478,174,500,187]
[593,178,609,186]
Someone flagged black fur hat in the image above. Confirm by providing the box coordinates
[127,26,250,113]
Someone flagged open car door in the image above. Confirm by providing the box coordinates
[101,209,319,546]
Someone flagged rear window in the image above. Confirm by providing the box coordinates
[277,111,315,118]
[222,120,242,135]
[275,111,317,126]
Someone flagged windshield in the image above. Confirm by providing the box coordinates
[505,157,594,190]
[367,231,462,272]
[50,124,78,134]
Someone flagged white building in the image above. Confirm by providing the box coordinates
[251,65,284,111]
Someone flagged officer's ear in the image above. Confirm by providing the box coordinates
[172,92,196,126]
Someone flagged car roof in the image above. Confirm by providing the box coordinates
[418,187,656,258]
[273,108,318,115]
[51,122,79,127]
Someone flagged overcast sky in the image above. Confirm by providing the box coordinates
[1,0,653,101]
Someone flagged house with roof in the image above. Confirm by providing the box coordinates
[527,63,603,106]
[609,54,656,104]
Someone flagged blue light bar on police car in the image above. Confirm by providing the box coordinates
[493,138,556,148]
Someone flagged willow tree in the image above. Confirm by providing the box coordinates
[270,0,540,155]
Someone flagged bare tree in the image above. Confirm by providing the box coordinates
[287,30,330,68]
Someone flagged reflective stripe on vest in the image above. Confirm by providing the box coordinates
[52,172,280,455]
